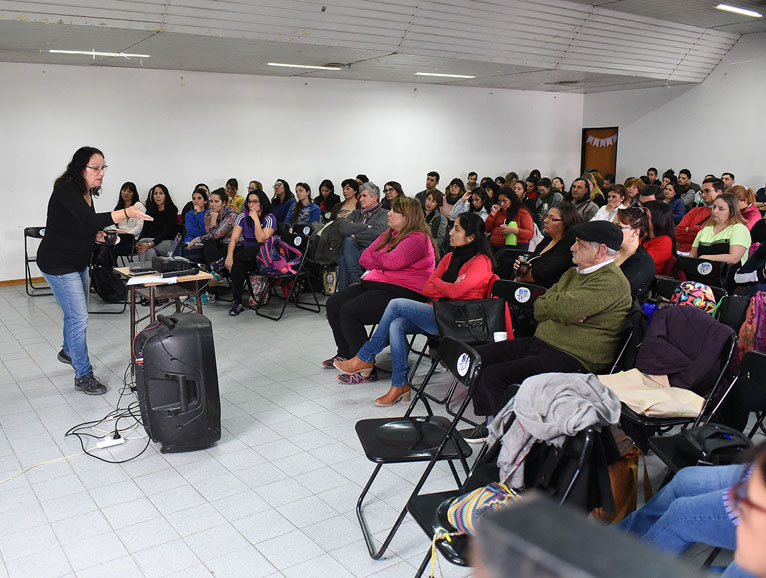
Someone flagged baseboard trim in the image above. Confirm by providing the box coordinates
[0,277,45,287]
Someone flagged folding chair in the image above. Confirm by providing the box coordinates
[675,256,727,294]
[715,294,751,333]
[650,275,726,304]
[407,425,606,577]
[250,231,321,321]
[354,337,480,559]
[490,279,547,339]
[24,227,52,296]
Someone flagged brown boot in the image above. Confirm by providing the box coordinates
[334,356,374,376]
[375,385,411,407]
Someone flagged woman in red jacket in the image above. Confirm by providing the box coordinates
[485,186,535,252]
[334,212,499,406]
[643,201,677,275]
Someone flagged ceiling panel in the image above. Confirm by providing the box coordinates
[0,0,747,93]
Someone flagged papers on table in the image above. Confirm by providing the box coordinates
[126,275,178,286]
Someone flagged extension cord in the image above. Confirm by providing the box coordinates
[96,436,125,449]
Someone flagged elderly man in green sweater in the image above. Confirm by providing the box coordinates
[470,220,632,430]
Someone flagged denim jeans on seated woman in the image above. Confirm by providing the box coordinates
[42,269,92,379]
[356,298,438,388]
[619,463,746,554]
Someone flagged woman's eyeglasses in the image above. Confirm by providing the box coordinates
[730,473,766,515]
[543,214,563,222]
[247,200,260,205]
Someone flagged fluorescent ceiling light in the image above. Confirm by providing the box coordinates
[49,49,150,58]
[415,72,476,79]
[267,62,342,70]
[715,4,763,17]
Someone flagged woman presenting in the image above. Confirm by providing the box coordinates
[38,146,151,395]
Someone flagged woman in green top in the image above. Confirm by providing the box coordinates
[691,192,750,265]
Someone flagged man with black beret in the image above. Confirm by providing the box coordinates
[467,220,632,439]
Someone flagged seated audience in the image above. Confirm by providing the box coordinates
[381,181,405,210]
[313,179,340,221]
[722,172,736,190]
[663,181,686,225]
[424,189,448,250]
[450,188,490,221]
[591,185,627,222]
[571,178,599,221]
[286,182,320,230]
[136,184,179,262]
[646,166,660,186]
[188,188,238,266]
[677,177,725,252]
[181,183,210,216]
[585,171,606,207]
[330,178,360,221]
[247,180,262,193]
[337,182,389,290]
[551,177,566,196]
[502,202,581,288]
[323,196,436,383]
[225,178,244,213]
[677,168,700,209]
[270,179,296,223]
[639,184,662,205]
[471,221,631,419]
[356,174,369,185]
[614,207,656,300]
[224,190,277,316]
[642,201,677,275]
[730,185,762,230]
[619,442,766,578]
[112,181,146,256]
[335,213,496,406]
[485,187,535,252]
[415,171,440,209]
[691,192,750,266]
[182,187,208,258]
[443,178,466,219]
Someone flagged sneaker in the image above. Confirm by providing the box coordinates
[338,371,378,384]
[199,292,215,304]
[460,424,489,445]
[322,355,346,369]
[211,271,224,284]
[57,349,72,366]
[74,373,107,395]
[229,303,244,316]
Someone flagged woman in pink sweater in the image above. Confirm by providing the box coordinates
[335,213,499,406]
[324,197,437,384]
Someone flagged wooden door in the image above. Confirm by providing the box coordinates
[581,127,618,177]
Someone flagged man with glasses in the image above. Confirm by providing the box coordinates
[337,182,388,290]
[676,177,725,252]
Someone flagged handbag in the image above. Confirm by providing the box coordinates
[433,298,505,345]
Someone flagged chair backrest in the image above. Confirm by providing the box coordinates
[650,275,682,301]
[437,337,482,394]
[676,256,726,290]
[24,226,46,239]
[490,279,547,309]
[696,332,738,426]
[716,294,751,333]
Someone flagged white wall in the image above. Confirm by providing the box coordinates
[0,62,585,281]
[583,32,766,188]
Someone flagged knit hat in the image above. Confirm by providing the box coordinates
[571,221,623,251]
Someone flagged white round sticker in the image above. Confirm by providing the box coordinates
[456,353,471,377]
[697,262,712,275]
[514,287,531,303]
[293,236,302,246]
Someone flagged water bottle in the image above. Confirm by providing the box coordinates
[505,220,518,246]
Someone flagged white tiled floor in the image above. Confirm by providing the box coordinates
[0,284,473,578]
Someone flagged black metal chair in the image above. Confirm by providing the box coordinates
[248,231,321,321]
[491,279,547,339]
[620,332,738,441]
[675,256,727,294]
[354,337,480,559]
[407,426,601,577]
[24,227,52,296]
[715,294,751,333]
[650,275,726,304]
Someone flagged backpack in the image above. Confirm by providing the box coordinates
[670,281,716,312]
[309,219,344,265]
[90,244,126,303]
[256,236,303,276]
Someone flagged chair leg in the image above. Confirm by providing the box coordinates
[701,547,722,569]
[414,549,431,578]
[749,412,765,439]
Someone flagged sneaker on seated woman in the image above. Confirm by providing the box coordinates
[334,213,501,406]
[323,196,437,381]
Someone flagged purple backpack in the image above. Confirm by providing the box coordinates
[256,236,303,276]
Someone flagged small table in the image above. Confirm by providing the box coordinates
[113,267,213,371]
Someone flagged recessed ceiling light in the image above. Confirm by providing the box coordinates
[49,49,151,58]
[715,4,763,17]
[267,62,342,70]
[415,72,476,79]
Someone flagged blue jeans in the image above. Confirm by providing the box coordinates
[42,269,92,379]
[357,298,438,388]
[619,464,745,554]
[337,237,363,291]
